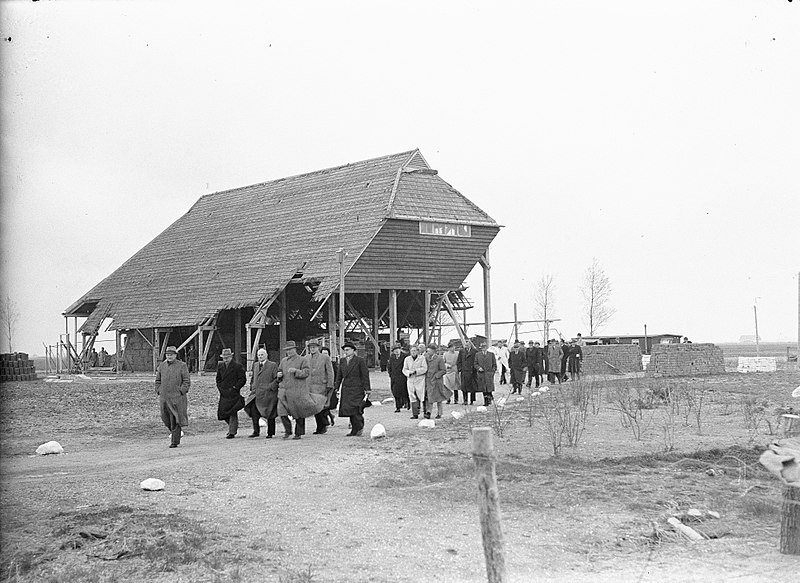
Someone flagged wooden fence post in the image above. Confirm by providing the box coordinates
[781,486,800,555]
[472,427,507,583]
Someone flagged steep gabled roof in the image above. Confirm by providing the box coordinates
[65,149,498,329]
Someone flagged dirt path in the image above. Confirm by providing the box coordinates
[3,372,799,582]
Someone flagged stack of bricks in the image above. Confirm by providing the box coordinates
[581,345,643,375]
[1,352,37,382]
[647,343,724,377]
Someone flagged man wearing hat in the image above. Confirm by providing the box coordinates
[402,344,428,419]
[277,341,325,439]
[525,340,544,388]
[456,339,478,405]
[216,347,246,438]
[474,341,496,405]
[306,340,335,434]
[155,346,190,448]
[508,341,527,395]
[334,342,371,436]
[388,343,409,412]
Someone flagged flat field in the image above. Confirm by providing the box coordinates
[1,365,799,582]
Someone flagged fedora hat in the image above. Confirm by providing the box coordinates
[165,346,178,354]
[342,342,357,350]
[220,348,233,357]
[284,340,297,350]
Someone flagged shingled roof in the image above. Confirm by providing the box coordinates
[65,149,498,330]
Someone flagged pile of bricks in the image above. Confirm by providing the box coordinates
[582,345,643,375]
[1,352,37,381]
[647,343,724,377]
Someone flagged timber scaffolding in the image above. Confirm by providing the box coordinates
[63,149,502,374]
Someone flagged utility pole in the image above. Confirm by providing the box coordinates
[754,299,760,358]
[513,303,519,343]
[337,248,347,354]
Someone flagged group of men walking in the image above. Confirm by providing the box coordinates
[494,337,584,390]
[154,340,372,448]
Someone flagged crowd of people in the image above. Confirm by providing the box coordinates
[154,334,586,449]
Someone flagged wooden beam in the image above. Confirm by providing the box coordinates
[153,327,160,373]
[176,327,201,352]
[200,326,215,374]
[345,297,379,347]
[389,289,398,348]
[159,330,171,359]
[443,295,469,345]
[481,250,492,345]
[279,289,287,352]
[234,308,242,362]
[135,327,154,348]
[115,330,121,375]
[424,290,431,345]
[372,292,380,366]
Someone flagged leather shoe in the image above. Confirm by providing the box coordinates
[248,432,260,438]
[265,435,273,439]
[169,444,178,448]
[282,433,292,439]
[225,434,235,439]
[292,435,302,440]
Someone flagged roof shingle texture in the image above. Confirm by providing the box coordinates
[67,150,498,329]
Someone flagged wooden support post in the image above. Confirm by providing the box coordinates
[160,330,171,359]
[781,486,800,555]
[246,324,253,372]
[423,290,431,345]
[200,326,214,375]
[153,327,160,373]
[480,251,492,345]
[115,330,121,374]
[472,427,507,583]
[373,292,380,367]
[279,289,287,352]
[388,290,398,349]
[234,308,243,363]
[328,298,337,357]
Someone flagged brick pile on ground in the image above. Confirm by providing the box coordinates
[1,352,37,382]
[647,343,724,377]
[582,345,643,374]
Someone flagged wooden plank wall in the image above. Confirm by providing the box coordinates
[345,219,499,292]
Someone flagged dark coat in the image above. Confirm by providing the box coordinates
[526,346,544,371]
[457,345,478,393]
[216,359,246,421]
[508,348,527,385]
[425,353,450,403]
[473,350,496,393]
[567,345,582,373]
[155,359,190,427]
[335,354,371,417]
[245,359,278,420]
[388,351,407,402]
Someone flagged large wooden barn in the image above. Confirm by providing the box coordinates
[64,149,501,372]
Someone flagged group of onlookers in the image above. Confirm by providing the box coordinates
[492,336,584,388]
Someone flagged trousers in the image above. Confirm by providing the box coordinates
[281,416,305,437]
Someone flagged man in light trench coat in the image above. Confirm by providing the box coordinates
[155,346,190,448]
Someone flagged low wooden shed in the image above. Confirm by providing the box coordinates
[64,149,501,372]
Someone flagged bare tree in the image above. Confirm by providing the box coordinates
[580,258,615,335]
[534,274,556,342]
[0,294,21,352]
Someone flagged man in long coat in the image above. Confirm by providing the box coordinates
[244,348,278,438]
[525,340,544,388]
[277,341,325,440]
[403,344,428,419]
[424,344,449,419]
[155,346,190,448]
[546,339,564,384]
[474,342,496,405]
[334,342,371,436]
[306,340,335,434]
[508,341,527,395]
[388,344,409,412]
[456,339,478,405]
[216,348,246,438]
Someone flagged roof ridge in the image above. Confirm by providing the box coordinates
[200,149,419,201]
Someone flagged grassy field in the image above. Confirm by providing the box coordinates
[1,366,799,582]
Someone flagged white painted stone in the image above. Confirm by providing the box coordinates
[370,424,386,439]
[451,411,465,420]
[35,441,64,455]
[539,387,549,393]
[370,400,382,406]
[793,386,800,398]
[707,510,721,519]
[258,418,268,427]
[475,406,488,413]
[687,508,702,518]
[382,397,395,403]
[140,478,165,491]
[418,419,436,429]
[516,397,525,402]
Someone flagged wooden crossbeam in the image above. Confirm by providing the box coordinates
[176,327,201,351]
[345,298,379,347]
[442,296,468,344]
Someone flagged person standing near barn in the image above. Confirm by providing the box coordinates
[334,342,371,436]
[306,340,335,435]
[244,348,278,438]
[216,348,246,438]
[457,339,478,405]
[443,342,460,404]
[508,341,527,394]
[474,341,496,405]
[155,346,190,448]
[277,341,325,440]
[567,340,582,381]
[424,344,449,419]
[526,340,543,388]
[546,339,563,384]
[403,344,428,419]
[388,344,409,412]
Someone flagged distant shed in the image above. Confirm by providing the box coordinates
[581,333,684,355]
[64,149,501,372]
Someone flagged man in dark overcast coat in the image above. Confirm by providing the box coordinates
[216,347,246,438]
[335,342,371,436]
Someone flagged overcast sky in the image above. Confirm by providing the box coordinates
[1,1,798,354]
